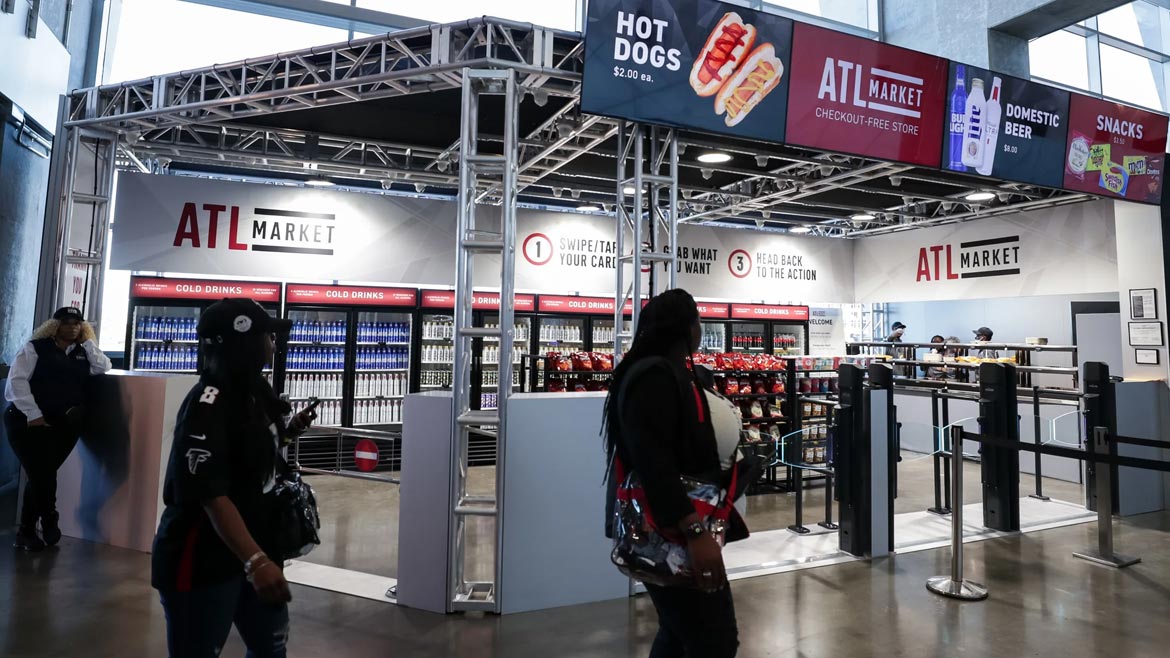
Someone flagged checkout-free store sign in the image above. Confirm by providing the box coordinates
[582,0,793,144]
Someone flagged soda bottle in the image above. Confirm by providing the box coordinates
[948,64,968,171]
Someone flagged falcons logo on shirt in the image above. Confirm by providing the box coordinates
[186,449,211,474]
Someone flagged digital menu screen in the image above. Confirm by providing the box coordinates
[941,62,1070,188]
[784,23,948,167]
[582,0,793,143]
[1063,95,1168,202]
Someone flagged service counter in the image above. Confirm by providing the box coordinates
[55,370,196,552]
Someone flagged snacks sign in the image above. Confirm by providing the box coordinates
[942,63,1069,188]
[785,23,948,167]
[582,0,793,143]
[1063,95,1168,202]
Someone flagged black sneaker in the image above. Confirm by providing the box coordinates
[41,512,61,547]
[14,526,45,552]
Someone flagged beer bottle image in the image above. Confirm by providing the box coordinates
[948,65,968,171]
[961,78,986,169]
[977,77,1003,176]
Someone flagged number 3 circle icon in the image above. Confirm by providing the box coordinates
[728,249,752,279]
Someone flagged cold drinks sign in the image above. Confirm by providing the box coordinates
[784,23,948,167]
[582,0,794,143]
[942,63,1070,188]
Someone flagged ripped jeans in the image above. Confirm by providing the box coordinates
[159,577,289,658]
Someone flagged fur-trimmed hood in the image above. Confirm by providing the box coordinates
[31,320,97,343]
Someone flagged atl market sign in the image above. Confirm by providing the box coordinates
[915,235,1021,282]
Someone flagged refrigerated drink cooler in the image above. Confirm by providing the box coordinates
[125,276,283,377]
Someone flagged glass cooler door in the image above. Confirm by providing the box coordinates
[420,313,455,392]
[352,310,412,427]
[477,313,530,410]
[285,309,349,427]
[130,304,201,374]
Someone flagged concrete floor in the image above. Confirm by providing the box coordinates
[298,452,1085,577]
[2,511,1169,657]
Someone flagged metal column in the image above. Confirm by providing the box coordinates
[447,68,519,613]
[614,122,678,361]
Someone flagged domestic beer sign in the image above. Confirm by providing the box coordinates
[785,23,948,167]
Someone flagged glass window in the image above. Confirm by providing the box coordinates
[764,0,874,31]
[1098,1,1163,51]
[107,0,350,83]
[1100,44,1166,111]
[1029,30,1090,90]
[356,1,579,31]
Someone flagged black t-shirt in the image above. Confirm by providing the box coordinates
[151,376,286,591]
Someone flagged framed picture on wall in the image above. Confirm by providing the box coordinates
[1128,321,1165,347]
[1136,349,1161,365]
[1129,288,1158,320]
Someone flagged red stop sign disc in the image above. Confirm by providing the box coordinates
[354,438,379,472]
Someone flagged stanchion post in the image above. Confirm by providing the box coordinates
[928,390,947,515]
[1073,426,1140,568]
[1029,386,1049,500]
[819,472,838,530]
[942,395,952,512]
[926,425,988,601]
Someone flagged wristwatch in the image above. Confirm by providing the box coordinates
[684,521,705,540]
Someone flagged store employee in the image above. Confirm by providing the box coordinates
[4,306,112,552]
[973,326,999,359]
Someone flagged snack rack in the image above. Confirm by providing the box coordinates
[535,352,615,393]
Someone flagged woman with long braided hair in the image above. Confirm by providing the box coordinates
[603,289,743,658]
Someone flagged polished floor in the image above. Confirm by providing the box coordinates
[1,510,1169,657]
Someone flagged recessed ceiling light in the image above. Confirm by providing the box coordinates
[622,185,636,194]
[305,177,334,187]
[965,191,996,202]
[577,203,601,212]
[789,226,812,234]
[697,152,732,164]
[851,213,876,221]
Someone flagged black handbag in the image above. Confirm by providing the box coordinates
[268,454,321,561]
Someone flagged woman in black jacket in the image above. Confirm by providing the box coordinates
[604,289,742,658]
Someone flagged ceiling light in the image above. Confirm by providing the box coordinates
[789,226,812,234]
[819,164,834,176]
[682,189,694,199]
[755,155,769,167]
[701,168,713,180]
[305,177,334,187]
[623,185,637,195]
[577,203,601,212]
[851,213,876,221]
[531,88,549,107]
[556,121,573,139]
[696,152,732,164]
[755,219,766,229]
[889,175,903,187]
[762,210,771,219]
[965,191,996,202]
[571,189,582,199]
[414,183,427,193]
[941,201,954,211]
[997,192,1010,202]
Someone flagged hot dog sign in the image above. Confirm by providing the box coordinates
[583,0,793,144]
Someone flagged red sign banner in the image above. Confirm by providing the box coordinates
[730,304,809,320]
[285,284,417,307]
[696,302,730,319]
[538,295,638,315]
[1063,95,1168,203]
[785,23,948,167]
[420,290,536,311]
[131,276,281,302]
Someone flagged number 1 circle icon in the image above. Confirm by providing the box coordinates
[523,233,553,266]
[728,249,752,279]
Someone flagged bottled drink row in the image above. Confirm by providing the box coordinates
[355,399,402,425]
[700,326,725,351]
[480,393,499,410]
[732,333,765,350]
[286,373,342,399]
[137,344,197,370]
[421,369,453,388]
[356,346,409,370]
[136,316,198,342]
[316,400,342,426]
[288,346,345,370]
[356,321,410,344]
[422,319,455,340]
[773,334,801,351]
[422,345,454,363]
[482,369,521,388]
[482,345,523,365]
[592,326,615,345]
[356,372,407,398]
[290,320,347,343]
[483,324,529,342]
[540,323,582,343]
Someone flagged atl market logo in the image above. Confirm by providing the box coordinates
[172,203,336,256]
[817,58,926,120]
[916,235,1021,282]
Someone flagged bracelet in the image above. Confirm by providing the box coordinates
[244,551,269,576]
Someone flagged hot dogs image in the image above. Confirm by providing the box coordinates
[689,12,757,97]
[714,43,784,127]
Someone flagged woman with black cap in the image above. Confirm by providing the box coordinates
[151,298,316,658]
[4,306,111,552]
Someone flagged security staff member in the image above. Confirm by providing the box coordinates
[4,306,111,552]
[152,298,315,658]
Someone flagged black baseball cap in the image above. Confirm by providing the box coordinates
[973,327,993,339]
[53,307,84,322]
[198,298,292,343]
[892,322,907,330]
